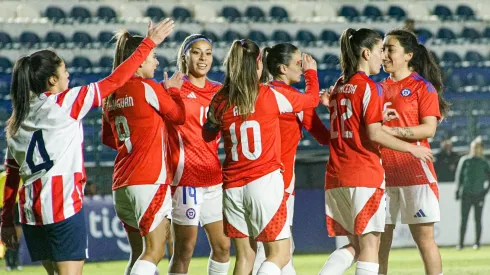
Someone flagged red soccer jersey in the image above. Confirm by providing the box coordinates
[380,72,441,187]
[165,78,223,187]
[326,72,385,190]
[270,70,330,194]
[103,77,185,190]
[207,83,319,189]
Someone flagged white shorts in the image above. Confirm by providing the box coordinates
[385,183,440,225]
[325,186,386,236]
[171,184,223,226]
[287,193,295,226]
[223,169,290,242]
[113,184,172,236]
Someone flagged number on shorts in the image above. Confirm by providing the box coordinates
[26,130,54,173]
[229,120,262,161]
[183,186,197,205]
[330,98,353,139]
[115,116,130,141]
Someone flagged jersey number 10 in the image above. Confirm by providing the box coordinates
[229,121,262,161]
[330,98,353,138]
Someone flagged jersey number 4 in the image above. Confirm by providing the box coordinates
[26,130,54,173]
[229,121,262,161]
[330,98,353,138]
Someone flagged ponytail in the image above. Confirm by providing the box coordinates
[339,28,358,84]
[7,57,31,137]
[339,28,381,84]
[414,44,449,117]
[386,29,450,117]
[260,47,272,83]
[260,43,300,84]
[214,39,261,120]
[7,50,62,137]
[104,30,144,112]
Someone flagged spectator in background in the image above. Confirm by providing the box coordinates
[455,137,490,250]
[84,181,97,197]
[403,19,428,44]
[435,137,460,182]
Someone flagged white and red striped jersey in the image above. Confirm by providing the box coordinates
[205,82,319,189]
[2,38,156,225]
[102,77,185,190]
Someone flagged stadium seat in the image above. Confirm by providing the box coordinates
[441,51,462,65]
[296,30,316,45]
[339,5,360,20]
[99,56,114,69]
[461,27,481,41]
[272,30,292,42]
[72,31,93,47]
[201,30,219,43]
[0,32,13,48]
[97,6,117,22]
[320,30,339,44]
[222,6,241,21]
[0,57,12,72]
[45,31,67,46]
[387,5,406,20]
[173,30,191,43]
[70,6,91,22]
[433,5,453,20]
[98,31,114,46]
[245,6,266,21]
[483,27,490,39]
[269,6,289,21]
[222,30,241,42]
[363,5,383,20]
[445,74,463,92]
[212,56,222,70]
[146,6,166,21]
[249,30,268,44]
[456,5,475,20]
[323,53,339,68]
[72,56,93,70]
[172,7,192,22]
[156,56,170,70]
[465,51,485,64]
[436,28,456,41]
[464,72,486,88]
[19,31,41,48]
[415,28,433,42]
[45,6,66,23]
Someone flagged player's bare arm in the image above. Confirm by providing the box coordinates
[382,116,437,140]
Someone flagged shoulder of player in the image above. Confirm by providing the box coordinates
[409,73,437,94]
[355,73,383,96]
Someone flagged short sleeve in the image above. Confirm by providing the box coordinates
[362,82,383,125]
[418,82,441,120]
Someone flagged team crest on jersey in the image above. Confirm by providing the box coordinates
[186,208,196,219]
[400,88,412,97]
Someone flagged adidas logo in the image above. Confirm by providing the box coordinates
[187,92,197,99]
[414,209,427,218]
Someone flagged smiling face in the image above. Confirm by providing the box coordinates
[185,40,213,78]
[382,35,413,74]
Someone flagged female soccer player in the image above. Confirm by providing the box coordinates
[318,28,433,275]
[165,34,230,275]
[253,43,330,275]
[0,19,175,275]
[204,39,319,275]
[102,30,185,275]
[378,29,449,275]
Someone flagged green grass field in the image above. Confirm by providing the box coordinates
[2,246,489,274]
